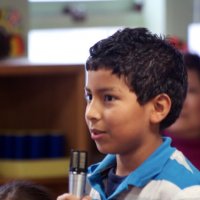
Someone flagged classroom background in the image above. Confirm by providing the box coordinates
[0,0,200,198]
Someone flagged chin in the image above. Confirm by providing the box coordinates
[96,145,116,155]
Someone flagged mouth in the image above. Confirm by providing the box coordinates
[90,128,107,140]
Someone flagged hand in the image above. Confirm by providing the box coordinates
[57,193,78,200]
[57,193,91,200]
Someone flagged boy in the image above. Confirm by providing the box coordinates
[58,27,200,200]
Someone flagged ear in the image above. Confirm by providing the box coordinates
[150,93,171,124]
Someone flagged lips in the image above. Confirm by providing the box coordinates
[90,129,107,140]
[90,128,105,134]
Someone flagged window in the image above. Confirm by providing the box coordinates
[28,27,121,64]
[28,0,143,63]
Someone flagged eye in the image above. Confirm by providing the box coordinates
[188,87,200,95]
[104,95,116,102]
[85,93,92,102]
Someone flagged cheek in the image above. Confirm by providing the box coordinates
[84,106,91,127]
[187,97,200,113]
[191,102,200,119]
[105,107,143,133]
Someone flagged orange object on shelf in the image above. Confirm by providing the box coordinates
[10,33,25,57]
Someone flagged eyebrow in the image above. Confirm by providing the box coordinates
[84,87,119,93]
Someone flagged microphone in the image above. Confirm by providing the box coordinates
[69,150,88,198]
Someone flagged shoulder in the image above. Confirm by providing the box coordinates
[157,149,200,188]
[140,180,200,200]
[173,185,200,200]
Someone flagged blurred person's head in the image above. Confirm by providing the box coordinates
[0,180,53,200]
[0,26,10,59]
[167,53,200,139]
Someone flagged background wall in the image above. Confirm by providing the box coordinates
[29,0,144,29]
[28,0,195,41]
[165,0,193,41]
[1,0,198,58]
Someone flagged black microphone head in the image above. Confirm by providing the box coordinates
[70,150,88,173]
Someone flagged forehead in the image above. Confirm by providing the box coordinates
[86,68,113,80]
[85,69,129,91]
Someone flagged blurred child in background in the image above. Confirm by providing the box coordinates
[0,180,53,200]
[165,52,200,169]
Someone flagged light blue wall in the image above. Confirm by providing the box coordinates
[29,0,144,29]
[143,0,166,35]
[29,0,194,40]
[143,0,193,40]
[0,0,195,43]
[166,0,193,41]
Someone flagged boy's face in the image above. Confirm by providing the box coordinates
[167,69,200,138]
[85,68,154,155]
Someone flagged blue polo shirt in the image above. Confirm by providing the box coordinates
[87,137,200,200]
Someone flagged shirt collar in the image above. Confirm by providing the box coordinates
[88,137,176,199]
[88,137,175,187]
[126,137,175,187]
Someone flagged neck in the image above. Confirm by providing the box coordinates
[115,135,162,176]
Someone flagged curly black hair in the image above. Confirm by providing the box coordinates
[86,27,188,130]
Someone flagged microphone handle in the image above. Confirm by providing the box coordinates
[69,171,87,198]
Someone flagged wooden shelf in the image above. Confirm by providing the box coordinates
[0,58,84,76]
[0,59,93,196]
[0,59,90,151]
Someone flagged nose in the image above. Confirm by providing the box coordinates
[85,99,101,122]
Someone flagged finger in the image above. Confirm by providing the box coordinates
[82,195,92,200]
[57,193,72,200]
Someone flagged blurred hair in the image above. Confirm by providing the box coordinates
[184,53,200,78]
[0,26,10,59]
[0,180,53,200]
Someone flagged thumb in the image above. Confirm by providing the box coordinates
[82,195,92,200]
